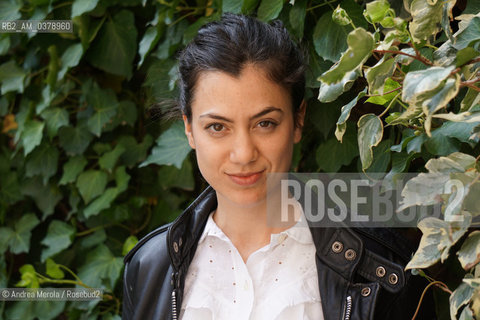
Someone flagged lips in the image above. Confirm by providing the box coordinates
[226,170,265,186]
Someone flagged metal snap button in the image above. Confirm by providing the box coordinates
[332,241,344,253]
[344,249,357,261]
[376,266,386,278]
[388,273,399,285]
[361,287,371,297]
[173,241,179,253]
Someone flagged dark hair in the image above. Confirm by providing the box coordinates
[177,13,306,124]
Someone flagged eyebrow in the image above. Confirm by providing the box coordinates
[199,106,283,122]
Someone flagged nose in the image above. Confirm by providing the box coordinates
[229,130,258,165]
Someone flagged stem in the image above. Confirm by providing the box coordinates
[306,0,338,12]
[53,1,73,10]
[412,281,452,320]
[367,86,402,97]
[374,49,433,66]
[59,264,83,283]
[169,11,197,26]
[76,224,111,237]
[133,206,152,234]
[379,92,401,118]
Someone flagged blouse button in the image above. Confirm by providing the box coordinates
[173,241,179,253]
[331,241,344,253]
[376,266,386,278]
[344,249,356,261]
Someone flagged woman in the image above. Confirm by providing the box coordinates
[123,13,434,320]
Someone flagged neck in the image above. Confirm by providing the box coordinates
[212,188,299,262]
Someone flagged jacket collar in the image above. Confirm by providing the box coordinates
[166,185,364,282]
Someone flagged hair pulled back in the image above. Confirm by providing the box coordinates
[178,13,306,122]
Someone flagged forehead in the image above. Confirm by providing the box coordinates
[191,64,292,118]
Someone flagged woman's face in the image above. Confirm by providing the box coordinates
[183,64,304,207]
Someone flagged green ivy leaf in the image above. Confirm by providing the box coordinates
[454,16,480,51]
[158,159,194,190]
[16,264,40,288]
[83,188,118,218]
[77,244,123,289]
[320,28,374,84]
[118,135,153,167]
[335,89,366,142]
[0,61,26,94]
[76,170,108,204]
[141,121,191,169]
[318,69,359,103]
[223,0,243,14]
[450,282,475,320]
[458,231,480,270]
[313,11,351,63]
[363,0,391,24]
[138,25,162,68]
[408,0,443,42]
[122,235,138,256]
[22,178,62,219]
[21,120,45,156]
[365,78,401,105]
[41,220,76,262]
[58,43,83,80]
[402,66,455,104]
[257,0,283,22]
[59,156,88,185]
[365,57,396,95]
[316,128,358,172]
[99,144,126,172]
[71,0,99,18]
[58,125,94,155]
[357,114,383,170]
[289,0,306,39]
[1,214,40,255]
[79,229,106,249]
[45,258,65,279]
[0,1,21,21]
[5,301,65,320]
[406,215,471,270]
[86,83,119,137]
[40,108,69,139]
[0,172,22,205]
[25,142,59,185]
[86,10,137,78]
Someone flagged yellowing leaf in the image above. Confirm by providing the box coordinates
[2,114,17,133]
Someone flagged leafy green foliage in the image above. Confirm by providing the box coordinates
[0,0,479,318]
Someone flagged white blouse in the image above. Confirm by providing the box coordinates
[180,207,324,320]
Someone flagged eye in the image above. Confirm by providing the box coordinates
[206,123,225,132]
[257,120,276,128]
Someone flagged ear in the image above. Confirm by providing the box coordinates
[293,100,306,144]
[183,115,196,149]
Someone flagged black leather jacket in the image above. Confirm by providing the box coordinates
[123,186,435,320]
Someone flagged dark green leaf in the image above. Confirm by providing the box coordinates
[22,178,62,219]
[0,61,26,94]
[313,11,351,62]
[289,0,306,39]
[41,220,75,262]
[223,0,243,14]
[58,126,94,155]
[25,142,59,185]
[158,159,194,190]
[71,0,99,18]
[21,120,45,156]
[10,214,40,254]
[83,188,118,218]
[99,144,126,172]
[257,0,283,22]
[86,83,118,137]
[40,108,69,139]
[118,135,153,167]
[86,10,137,78]
[79,229,106,249]
[77,244,123,289]
[76,170,108,204]
[0,172,22,205]
[138,25,162,68]
[58,43,83,79]
[0,0,21,21]
[335,89,366,142]
[316,128,358,172]
[141,121,191,169]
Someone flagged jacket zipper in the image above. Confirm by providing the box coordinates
[344,295,352,320]
[171,272,179,320]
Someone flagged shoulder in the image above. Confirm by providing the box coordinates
[124,222,172,266]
